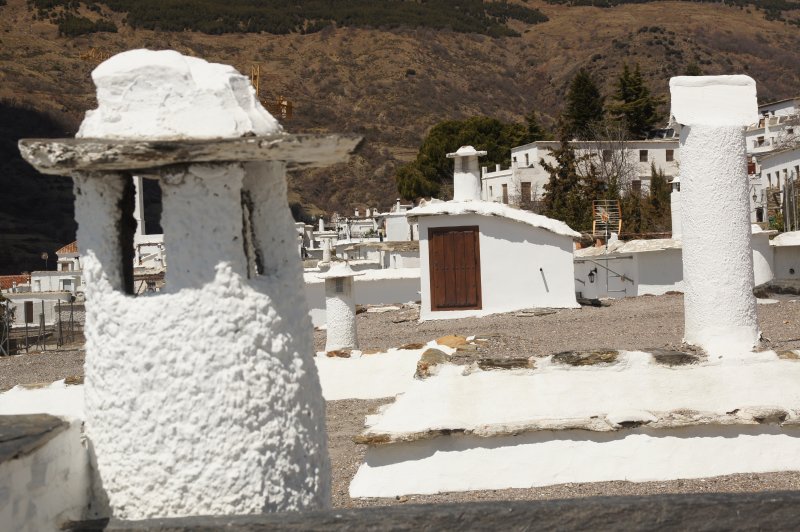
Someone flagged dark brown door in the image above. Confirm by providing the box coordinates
[428,226,482,311]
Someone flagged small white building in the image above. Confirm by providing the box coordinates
[30,241,83,295]
[408,146,579,321]
[378,199,419,242]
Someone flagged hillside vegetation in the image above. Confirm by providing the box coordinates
[1,0,799,272]
[27,0,548,36]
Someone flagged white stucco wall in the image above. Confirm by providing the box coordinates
[323,277,358,351]
[351,426,800,497]
[679,123,759,355]
[637,249,684,295]
[305,270,420,327]
[418,214,578,321]
[351,350,800,497]
[773,245,800,280]
[0,419,91,532]
[385,214,415,241]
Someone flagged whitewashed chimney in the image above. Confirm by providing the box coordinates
[447,145,487,201]
[318,261,364,352]
[670,176,681,238]
[670,75,759,356]
[19,49,362,520]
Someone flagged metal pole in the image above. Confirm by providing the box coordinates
[40,300,46,351]
[57,299,63,348]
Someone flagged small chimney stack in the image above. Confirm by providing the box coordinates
[670,176,681,238]
[447,145,487,202]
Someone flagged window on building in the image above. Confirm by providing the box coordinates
[524,153,530,166]
[488,185,493,198]
[62,279,72,291]
[768,173,772,187]
[639,150,648,163]
[512,156,517,163]
[502,184,508,204]
[757,136,765,147]
[666,149,674,162]
[521,182,531,202]
[335,278,344,293]
[602,150,611,162]
[788,128,794,135]
[24,301,34,324]
[631,180,642,194]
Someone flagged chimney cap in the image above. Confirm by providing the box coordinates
[446,145,487,159]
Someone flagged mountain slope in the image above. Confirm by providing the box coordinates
[1,0,799,272]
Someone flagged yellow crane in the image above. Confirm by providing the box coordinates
[250,64,293,120]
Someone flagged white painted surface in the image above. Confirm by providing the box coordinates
[78,50,280,139]
[351,352,800,496]
[304,269,420,327]
[73,51,328,519]
[636,249,684,296]
[670,75,758,127]
[409,199,580,239]
[360,353,800,437]
[751,225,776,286]
[677,123,759,355]
[323,276,359,352]
[351,426,800,497]
[0,419,91,532]
[0,381,84,419]
[447,146,486,202]
[774,244,800,280]
[314,348,426,400]
[670,185,682,238]
[417,212,579,321]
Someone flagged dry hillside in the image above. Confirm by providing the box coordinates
[1,0,799,272]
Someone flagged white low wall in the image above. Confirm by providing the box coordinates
[315,348,425,400]
[0,419,91,532]
[351,426,800,497]
[0,383,92,530]
[305,269,420,327]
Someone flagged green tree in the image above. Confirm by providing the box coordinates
[646,162,671,231]
[523,110,549,144]
[562,69,604,140]
[609,64,663,139]
[396,116,528,199]
[540,135,601,232]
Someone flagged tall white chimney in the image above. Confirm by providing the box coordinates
[670,176,681,238]
[447,145,487,201]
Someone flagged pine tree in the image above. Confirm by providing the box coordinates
[523,110,548,144]
[540,135,599,232]
[646,162,671,232]
[609,64,663,139]
[562,69,604,140]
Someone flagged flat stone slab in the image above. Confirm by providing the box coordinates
[0,414,68,462]
[357,350,800,444]
[68,491,800,531]
[18,133,363,174]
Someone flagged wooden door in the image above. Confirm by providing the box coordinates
[428,226,482,311]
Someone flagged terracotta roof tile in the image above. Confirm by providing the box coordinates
[56,241,79,255]
[0,274,31,291]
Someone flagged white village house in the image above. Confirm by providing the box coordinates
[482,137,680,207]
[408,146,580,321]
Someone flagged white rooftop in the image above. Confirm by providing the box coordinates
[446,145,487,158]
[407,199,581,239]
